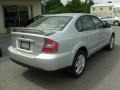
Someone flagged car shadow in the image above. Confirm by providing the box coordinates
[22,45,120,90]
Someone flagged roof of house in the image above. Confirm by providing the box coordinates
[91,3,120,7]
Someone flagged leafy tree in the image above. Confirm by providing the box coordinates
[45,0,64,14]
[41,0,48,14]
[108,1,112,3]
[43,0,94,14]
[64,0,94,13]
[64,0,82,13]
[88,0,94,13]
[89,0,94,5]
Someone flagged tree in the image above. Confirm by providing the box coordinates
[45,0,64,14]
[41,0,48,14]
[65,0,82,13]
[108,1,112,3]
[64,0,94,13]
[43,0,94,14]
[88,0,94,13]
[89,0,94,6]
[80,0,94,13]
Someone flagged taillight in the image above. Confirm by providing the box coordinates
[42,38,59,53]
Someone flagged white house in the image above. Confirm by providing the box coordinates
[91,3,120,17]
[0,0,42,34]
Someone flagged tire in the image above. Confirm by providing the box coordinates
[113,21,120,26]
[0,48,2,57]
[69,50,87,78]
[106,35,115,50]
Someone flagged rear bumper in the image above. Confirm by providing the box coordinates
[10,58,38,69]
[8,46,72,71]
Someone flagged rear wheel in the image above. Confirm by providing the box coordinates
[69,50,87,78]
[113,21,120,26]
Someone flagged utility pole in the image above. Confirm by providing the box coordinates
[41,0,48,14]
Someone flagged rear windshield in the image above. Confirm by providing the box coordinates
[27,16,72,30]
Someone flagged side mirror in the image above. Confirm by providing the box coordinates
[103,22,111,28]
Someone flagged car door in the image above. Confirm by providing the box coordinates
[91,16,110,47]
[75,15,101,54]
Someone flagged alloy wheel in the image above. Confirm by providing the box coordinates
[75,54,85,75]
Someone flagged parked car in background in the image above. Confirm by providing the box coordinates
[8,13,115,78]
[100,16,120,26]
[0,48,2,57]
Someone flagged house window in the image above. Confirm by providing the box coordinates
[4,6,32,27]
[93,7,95,11]
[109,7,112,10]
[100,8,103,10]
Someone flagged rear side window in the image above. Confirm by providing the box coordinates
[91,16,104,29]
[76,15,95,31]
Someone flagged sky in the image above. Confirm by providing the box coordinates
[61,0,120,5]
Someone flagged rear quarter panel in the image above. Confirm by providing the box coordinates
[50,30,89,65]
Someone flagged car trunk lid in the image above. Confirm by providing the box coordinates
[11,27,56,55]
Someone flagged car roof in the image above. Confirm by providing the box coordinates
[43,13,90,17]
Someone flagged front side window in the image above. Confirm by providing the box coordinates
[28,16,72,30]
[91,16,104,29]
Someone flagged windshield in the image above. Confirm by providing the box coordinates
[27,16,72,30]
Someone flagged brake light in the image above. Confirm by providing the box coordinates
[42,38,59,53]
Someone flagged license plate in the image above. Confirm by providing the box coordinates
[20,41,30,50]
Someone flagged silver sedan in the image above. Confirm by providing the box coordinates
[101,16,120,26]
[8,13,115,78]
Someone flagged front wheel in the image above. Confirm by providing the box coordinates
[69,50,86,78]
[113,21,120,26]
[106,35,115,50]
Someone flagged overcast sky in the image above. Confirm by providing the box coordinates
[61,0,120,5]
